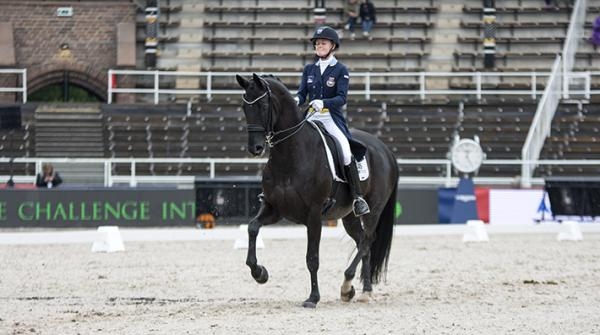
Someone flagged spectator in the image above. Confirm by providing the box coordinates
[36,163,63,188]
[591,16,600,47]
[359,0,376,39]
[343,0,360,39]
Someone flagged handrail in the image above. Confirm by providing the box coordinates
[107,69,571,103]
[0,69,27,103]
[3,68,600,104]
[562,0,587,99]
[521,56,563,187]
[2,157,600,188]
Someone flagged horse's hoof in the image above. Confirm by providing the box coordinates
[340,285,355,302]
[357,291,372,303]
[302,300,317,308]
[252,265,269,284]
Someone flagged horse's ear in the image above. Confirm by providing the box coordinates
[236,74,249,89]
[252,73,265,90]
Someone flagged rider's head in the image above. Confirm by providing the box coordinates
[311,26,339,60]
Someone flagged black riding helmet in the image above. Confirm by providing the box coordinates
[310,26,340,49]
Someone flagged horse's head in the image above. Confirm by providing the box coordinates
[235,73,275,156]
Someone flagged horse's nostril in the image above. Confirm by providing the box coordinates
[255,145,264,152]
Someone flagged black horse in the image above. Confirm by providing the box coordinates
[236,73,399,308]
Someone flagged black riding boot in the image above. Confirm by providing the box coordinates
[345,158,370,216]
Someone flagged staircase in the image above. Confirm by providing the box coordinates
[34,104,106,184]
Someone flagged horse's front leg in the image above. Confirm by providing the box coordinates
[246,199,280,284]
[302,214,323,308]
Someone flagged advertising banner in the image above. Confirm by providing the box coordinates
[396,188,438,225]
[0,187,196,227]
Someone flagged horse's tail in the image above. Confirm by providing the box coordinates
[368,178,397,284]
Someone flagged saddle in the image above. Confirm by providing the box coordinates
[309,120,369,215]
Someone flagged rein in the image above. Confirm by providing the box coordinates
[242,80,316,147]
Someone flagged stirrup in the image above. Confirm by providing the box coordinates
[352,197,370,217]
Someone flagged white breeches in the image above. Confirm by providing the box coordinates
[309,111,352,165]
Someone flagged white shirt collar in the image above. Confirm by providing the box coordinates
[314,56,338,67]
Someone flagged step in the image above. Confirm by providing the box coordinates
[34,121,103,128]
[35,113,102,120]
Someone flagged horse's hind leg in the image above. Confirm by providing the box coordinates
[246,200,280,284]
[341,214,376,303]
[340,215,364,302]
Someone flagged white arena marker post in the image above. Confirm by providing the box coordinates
[462,220,489,243]
[557,221,583,241]
[91,226,125,253]
[234,224,265,250]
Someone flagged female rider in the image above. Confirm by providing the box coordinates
[295,26,370,217]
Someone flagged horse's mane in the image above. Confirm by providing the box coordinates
[260,74,291,98]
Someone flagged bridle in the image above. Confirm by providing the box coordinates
[242,79,314,147]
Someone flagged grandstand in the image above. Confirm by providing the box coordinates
[1,0,600,187]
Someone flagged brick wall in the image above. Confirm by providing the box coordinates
[0,1,136,102]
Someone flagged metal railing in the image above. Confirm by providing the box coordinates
[0,69,27,103]
[521,56,563,187]
[562,0,588,99]
[1,68,598,104]
[107,69,564,103]
[2,157,599,188]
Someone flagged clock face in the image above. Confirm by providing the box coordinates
[451,139,484,173]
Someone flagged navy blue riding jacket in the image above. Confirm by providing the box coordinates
[297,57,352,138]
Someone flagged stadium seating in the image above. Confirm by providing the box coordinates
[201,0,436,73]
[4,1,600,182]
[457,1,600,72]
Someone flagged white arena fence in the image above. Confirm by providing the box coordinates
[2,157,600,188]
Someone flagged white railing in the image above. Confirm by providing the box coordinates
[2,68,598,104]
[521,56,563,187]
[562,0,588,99]
[2,157,599,188]
[108,69,562,103]
[0,69,27,103]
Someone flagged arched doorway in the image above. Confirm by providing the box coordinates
[28,70,106,103]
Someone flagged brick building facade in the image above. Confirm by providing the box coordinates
[0,0,137,103]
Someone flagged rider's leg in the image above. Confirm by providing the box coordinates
[344,157,370,216]
[309,113,370,216]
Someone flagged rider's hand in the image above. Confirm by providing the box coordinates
[310,99,324,112]
[294,96,300,106]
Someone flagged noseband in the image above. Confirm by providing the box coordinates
[242,79,313,147]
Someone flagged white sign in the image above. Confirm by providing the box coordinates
[56,7,73,17]
[489,189,550,225]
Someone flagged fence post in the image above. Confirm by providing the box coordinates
[475,72,482,100]
[107,69,113,104]
[130,161,137,187]
[419,73,425,100]
[531,72,536,100]
[22,69,27,103]
[365,73,370,100]
[154,71,159,104]
[207,71,212,101]
[104,160,111,187]
[445,160,452,187]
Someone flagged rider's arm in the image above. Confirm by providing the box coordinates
[296,65,310,105]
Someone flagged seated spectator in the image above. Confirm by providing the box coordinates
[36,163,63,188]
[359,0,376,39]
[343,0,360,39]
[591,16,600,47]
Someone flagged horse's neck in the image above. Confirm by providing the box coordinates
[269,126,320,172]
